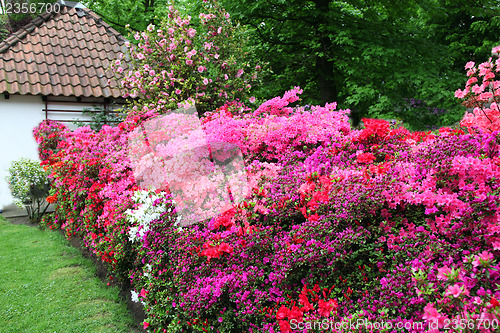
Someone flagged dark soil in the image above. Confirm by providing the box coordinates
[5,216,146,332]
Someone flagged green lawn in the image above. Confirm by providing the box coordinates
[0,216,137,333]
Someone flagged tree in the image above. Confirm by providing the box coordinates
[221,0,500,129]
[426,0,500,71]
[83,0,168,34]
[85,0,500,129]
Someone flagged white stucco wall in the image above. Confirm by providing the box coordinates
[0,94,46,209]
[0,94,98,209]
[45,97,111,130]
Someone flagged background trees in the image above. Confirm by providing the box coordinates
[221,0,500,129]
[2,0,498,129]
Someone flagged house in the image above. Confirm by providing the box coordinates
[0,1,128,210]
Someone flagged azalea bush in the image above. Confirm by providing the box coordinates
[457,45,500,133]
[33,28,500,333]
[32,119,69,161]
[113,0,260,115]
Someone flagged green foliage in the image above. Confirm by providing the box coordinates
[6,158,50,223]
[84,0,168,34]
[221,0,499,128]
[73,105,122,131]
[426,0,500,71]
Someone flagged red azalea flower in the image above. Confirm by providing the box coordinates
[299,293,314,312]
[318,299,338,317]
[46,195,57,203]
[298,206,308,218]
[278,320,291,333]
[213,207,236,230]
[308,214,320,222]
[318,175,332,192]
[357,152,376,164]
[288,305,303,322]
[491,297,500,307]
[306,199,320,210]
[318,190,330,203]
[276,305,289,320]
[368,162,390,175]
[355,118,390,141]
[298,181,316,197]
[218,242,233,254]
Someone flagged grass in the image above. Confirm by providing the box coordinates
[0,216,137,333]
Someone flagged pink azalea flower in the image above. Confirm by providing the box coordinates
[444,284,467,298]
[187,28,196,38]
[472,84,484,94]
[437,266,451,280]
[455,89,467,99]
[465,61,475,70]
[472,250,494,267]
[422,303,447,328]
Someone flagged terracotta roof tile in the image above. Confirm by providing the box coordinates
[0,4,127,98]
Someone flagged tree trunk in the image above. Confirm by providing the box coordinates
[312,0,339,104]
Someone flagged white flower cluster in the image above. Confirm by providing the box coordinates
[130,290,145,305]
[125,190,174,243]
[6,158,50,208]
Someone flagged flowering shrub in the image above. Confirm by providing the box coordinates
[6,158,50,222]
[33,38,500,333]
[457,45,500,133]
[32,119,69,161]
[114,0,260,115]
[125,190,177,243]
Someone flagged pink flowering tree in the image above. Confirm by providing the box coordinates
[112,0,261,116]
[456,45,500,133]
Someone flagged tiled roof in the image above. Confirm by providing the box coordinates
[0,3,127,98]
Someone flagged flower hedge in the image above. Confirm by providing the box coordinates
[35,90,500,332]
[33,10,500,332]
